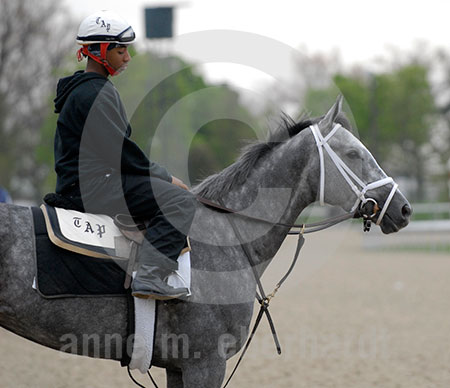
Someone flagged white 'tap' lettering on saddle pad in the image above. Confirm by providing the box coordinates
[54,207,121,249]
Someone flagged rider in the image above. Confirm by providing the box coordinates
[52,10,195,300]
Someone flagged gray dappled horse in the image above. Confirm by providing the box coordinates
[0,97,411,387]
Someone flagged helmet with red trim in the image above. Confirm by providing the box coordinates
[77,10,136,45]
[76,10,135,76]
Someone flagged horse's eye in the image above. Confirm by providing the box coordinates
[346,150,361,160]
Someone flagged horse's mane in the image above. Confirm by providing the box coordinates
[194,112,352,200]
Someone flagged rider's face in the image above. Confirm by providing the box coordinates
[106,46,131,74]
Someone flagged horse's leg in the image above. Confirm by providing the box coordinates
[181,358,226,388]
[166,368,183,388]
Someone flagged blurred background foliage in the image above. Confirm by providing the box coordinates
[1,0,450,205]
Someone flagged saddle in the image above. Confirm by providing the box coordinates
[33,203,192,369]
[40,203,190,289]
[40,204,140,288]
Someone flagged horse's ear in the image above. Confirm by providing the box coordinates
[319,95,343,134]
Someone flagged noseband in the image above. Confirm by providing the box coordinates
[310,123,399,229]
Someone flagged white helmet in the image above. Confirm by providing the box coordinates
[76,10,136,45]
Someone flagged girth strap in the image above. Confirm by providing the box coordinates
[222,233,305,388]
[219,197,306,388]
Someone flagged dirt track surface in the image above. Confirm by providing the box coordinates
[1,227,450,387]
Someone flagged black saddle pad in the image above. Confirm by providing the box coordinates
[32,207,127,299]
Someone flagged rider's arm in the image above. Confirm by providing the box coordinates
[83,89,172,182]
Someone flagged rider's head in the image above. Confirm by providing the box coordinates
[76,10,136,76]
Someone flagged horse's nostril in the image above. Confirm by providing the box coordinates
[402,204,412,218]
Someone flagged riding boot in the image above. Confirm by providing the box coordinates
[131,240,189,300]
[132,265,189,300]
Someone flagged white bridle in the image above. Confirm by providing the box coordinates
[310,123,399,225]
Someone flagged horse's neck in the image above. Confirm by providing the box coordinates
[221,135,316,267]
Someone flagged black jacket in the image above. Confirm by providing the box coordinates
[54,71,171,198]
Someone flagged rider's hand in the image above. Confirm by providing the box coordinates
[171,176,189,191]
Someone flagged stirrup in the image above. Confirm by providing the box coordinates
[132,289,188,301]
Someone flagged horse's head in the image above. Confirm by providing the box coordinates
[311,96,411,234]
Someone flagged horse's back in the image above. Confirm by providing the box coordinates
[0,202,129,358]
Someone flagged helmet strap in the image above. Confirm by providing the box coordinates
[77,43,118,76]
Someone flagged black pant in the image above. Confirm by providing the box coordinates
[81,173,196,267]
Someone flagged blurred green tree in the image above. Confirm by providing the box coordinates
[0,0,76,202]
[431,49,450,200]
[304,63,435,201]
[122,53,259,185]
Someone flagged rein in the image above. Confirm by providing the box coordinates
[196,196,354,233]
